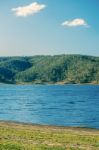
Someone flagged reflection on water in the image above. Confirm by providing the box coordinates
[0,84,99,129]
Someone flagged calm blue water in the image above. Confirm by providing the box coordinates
[0,84,99,129]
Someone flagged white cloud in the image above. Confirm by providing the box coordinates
[12,2,46,17]
[62,18,89,27]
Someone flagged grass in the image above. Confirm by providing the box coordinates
[0,121,99,150]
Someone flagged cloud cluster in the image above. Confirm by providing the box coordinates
[12,2,46,17]
[62,18,89,27]
[11,2,90,28]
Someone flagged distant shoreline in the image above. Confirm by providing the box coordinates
[0,82,99,85]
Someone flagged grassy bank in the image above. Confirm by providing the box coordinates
[0,121,99,150]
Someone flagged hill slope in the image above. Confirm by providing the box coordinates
[0,55,99,84]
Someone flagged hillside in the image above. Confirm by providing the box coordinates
[0,55,99,84]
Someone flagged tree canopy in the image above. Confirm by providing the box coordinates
[0,55,99,84]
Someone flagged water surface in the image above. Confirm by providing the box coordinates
[0,84,99,129]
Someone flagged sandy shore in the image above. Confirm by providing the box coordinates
[0,120,99,150]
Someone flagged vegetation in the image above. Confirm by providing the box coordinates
[0,55,99,84]
[0,121,99,150]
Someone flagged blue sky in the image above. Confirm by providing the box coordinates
[0,0,99,56]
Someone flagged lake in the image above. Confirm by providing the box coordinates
[0,84,99,129]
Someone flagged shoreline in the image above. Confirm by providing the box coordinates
[0,120,99,150]
[0,120,99,131]
[0,82,99,85]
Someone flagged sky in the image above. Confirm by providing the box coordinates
[0,0,99,56]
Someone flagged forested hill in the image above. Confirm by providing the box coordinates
[0,55,99,84]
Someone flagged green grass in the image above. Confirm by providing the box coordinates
[0,121,99,150]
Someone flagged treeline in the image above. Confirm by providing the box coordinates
[0,55,99,84]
